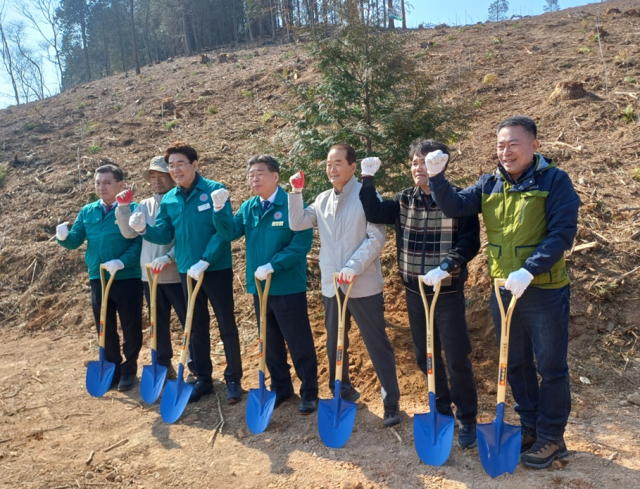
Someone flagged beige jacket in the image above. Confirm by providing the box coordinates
[116,194,180,284]
[288,176,386,299]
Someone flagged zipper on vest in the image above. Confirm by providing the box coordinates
[520,197,530,224]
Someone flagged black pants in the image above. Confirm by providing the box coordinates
[180,268,242,383]
[90,278,143,379]
[143,281,187,368]
[252,291,318,402]
[405,288,478,424]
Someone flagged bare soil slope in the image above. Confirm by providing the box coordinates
[1,1,640,488]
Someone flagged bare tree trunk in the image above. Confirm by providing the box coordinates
[270,0,277,39]
[129,0,140,74]
[401,0,406,29]
[114,1,127,74]
[79,11,91,81]
[0,22,21,104]
[387,0,394,29]
[101,20,110,76]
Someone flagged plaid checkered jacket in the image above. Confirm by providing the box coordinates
[360,177,480,294]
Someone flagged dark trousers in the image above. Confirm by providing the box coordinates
[252,291,318,402]
[180,268,242,383]
[143,281,187,367]
[90,278,143,378]
[323,292,400,408]
[405,288,478,424]
[490,284,571,441]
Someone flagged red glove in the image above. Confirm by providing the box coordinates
[116,189,133,205]
[289,171,305,193]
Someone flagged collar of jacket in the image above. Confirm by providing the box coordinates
[248,185,286,212]
[177,172,201,198]
[410,185,434,203]
[496,154,554,191]
[333,175,357,196]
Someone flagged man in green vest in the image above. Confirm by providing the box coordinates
[427,116,580,469]
[128,142,243,404]
[56,164,143,392]
[211,155,319,414]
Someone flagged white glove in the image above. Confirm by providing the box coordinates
[103,259,124,276]
[504,268,534,299]
[151,255,172,274]
[255,263,274,281]
[187,260,209,280]
[361,157,381,177]
[425,150,449,176]
[129,212,147,233]
[338,267,356,285]
[56,222,69,241]
[211,188,229,211]
[422,267,451,286]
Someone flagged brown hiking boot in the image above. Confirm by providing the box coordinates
[521,438,568,469]
[521,424,537,453]
[166,363,177,380]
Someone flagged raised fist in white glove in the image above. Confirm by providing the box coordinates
[103,259,124,276]
[338,267,356,285]
[129,212,147,233]
[187,260,209,280]
[425,150,449,176]
[151,255,172,274]
[211,188,229,211]
[255,263,274,281]
[56,222,69,241]
[422,267,450,286]
[361,157,381,177]
[504,268,534,299]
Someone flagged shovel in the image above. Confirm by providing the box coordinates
[86,264,117,398]
[246,274,276,434]
[140,264,168,404]
[160,271,204,423]
[413,279,455,466]
[477,278,521,478]
[318,273,356,449]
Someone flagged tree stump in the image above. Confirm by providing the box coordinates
[218,53,228,63]
[199,54,210,64]
[549,81,588,102]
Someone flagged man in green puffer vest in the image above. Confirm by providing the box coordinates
[56,164,143,392]
[427,116,580,469]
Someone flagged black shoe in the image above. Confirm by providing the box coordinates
[118,375,136,392]
[226,381,243,404]
[188,380,214,403]
[274,393,294,408]
[521,424,537,453]
[458,422,477,449]
[383,405,402,427]
[298,399,318,415]
[521,437,568,469]
[109,375,121,391]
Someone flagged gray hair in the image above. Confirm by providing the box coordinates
[246,154,280,174]
[496,116,538,139]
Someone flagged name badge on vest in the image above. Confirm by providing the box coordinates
[272,221,284,227]
[198,203,211,212]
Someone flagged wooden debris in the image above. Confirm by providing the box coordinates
[614,266,640,284]
[390,427,402,443]
[572,242,597,253]
[103,438,128,452]
[85,450,95,465]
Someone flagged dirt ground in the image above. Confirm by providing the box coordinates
[1,0,640,487]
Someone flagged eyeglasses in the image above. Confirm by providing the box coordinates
[168,162,190,171]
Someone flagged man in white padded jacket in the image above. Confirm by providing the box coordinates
[115,156,188,380]
[288,143,402,427]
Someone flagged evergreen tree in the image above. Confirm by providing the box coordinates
[487,0,509,22]
[543,0,560,13]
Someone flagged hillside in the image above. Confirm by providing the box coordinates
[1,1,640,488]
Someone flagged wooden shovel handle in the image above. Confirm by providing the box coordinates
[179,272,205,368]
[144,264,160,351]
[417,278,442,396]
[493,278,517,405]
[98,264,117,350]
[333,273,354,383]
[255,274,272,374]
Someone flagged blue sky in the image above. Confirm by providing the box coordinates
[1,0,602,108]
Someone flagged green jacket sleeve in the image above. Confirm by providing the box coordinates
[212,204,245,242]
[57,208,86,249]
[143,201,175,245]
[118,235,143,268]
[270,228,313,273]
[202,199,233,264]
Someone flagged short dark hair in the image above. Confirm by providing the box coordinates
[496,116,538,139]
[408,139,450,161]
[95,164,124,182]
[329,144,357,165]
[164,141,198,164]
[247,154,280,174]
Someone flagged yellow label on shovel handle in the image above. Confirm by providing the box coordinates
[499,363,507,386]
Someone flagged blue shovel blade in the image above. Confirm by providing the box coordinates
[160,365,193,424]
[246,372,277,434]
[140,351,167,404]
[413,392,455,466]
[477,403,522,478]
[317,380,357,449]
[86,347,116,398]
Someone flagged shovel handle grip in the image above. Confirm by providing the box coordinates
[98,264,117,350]
[144,264,160,350]
[255,274,272,374]
[493,278,517,405]
[332,273,354,383]
[417,278,441,396]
